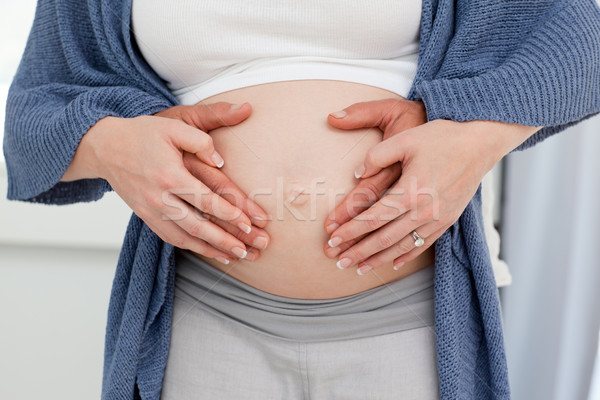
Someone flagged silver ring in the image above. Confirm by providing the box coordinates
[412,231,425,247]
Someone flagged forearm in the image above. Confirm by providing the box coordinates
[451,119,543,171]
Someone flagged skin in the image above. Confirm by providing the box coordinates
[184,81,435,298]
[61,102,270,263]
[61,80,541,297]
[324,101,543,274]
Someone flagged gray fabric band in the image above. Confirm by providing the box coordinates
[174,248,435,342]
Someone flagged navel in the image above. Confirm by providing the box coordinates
[285,182,310,206]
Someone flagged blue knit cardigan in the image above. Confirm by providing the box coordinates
[4,0,600,399]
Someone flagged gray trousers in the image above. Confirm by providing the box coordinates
[160,250,440,399]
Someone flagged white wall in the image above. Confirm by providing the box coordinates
[591,336,600,400]
[0,245,118,399]
[0,163,132,400]
[501,114,600,400]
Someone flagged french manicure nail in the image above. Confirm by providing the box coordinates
[230,103,245,111]
[336,258,352,269]
[327,246,342,257]
[212,152,225,168]
[326,223,339,234]
[237,222,252,234]
[214,256,230,265]
[249,206,269,223]
[357,265,373,275]
[252,236,268,250]
[251,216,267,225]
[244,249,258,261]
[393,262,405,271]
[329,110,347,119]
[328,236,343,248]
[232,247,247,259]
[254,213,272,222]
[354,164,365,179]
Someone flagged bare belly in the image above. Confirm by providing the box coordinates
[192,80,434,299]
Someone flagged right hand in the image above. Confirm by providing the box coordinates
[62,102,267,265]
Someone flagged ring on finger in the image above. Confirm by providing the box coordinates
[412,230,425,247]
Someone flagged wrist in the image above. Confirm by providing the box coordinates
[491,121,542,157]
[463,119,542,168]
[60,116,117,181]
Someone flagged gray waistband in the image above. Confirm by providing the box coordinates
[174,249,435,342]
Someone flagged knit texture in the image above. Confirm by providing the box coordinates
[4,0,600,399]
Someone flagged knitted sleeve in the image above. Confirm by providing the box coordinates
[413,0,600,151]
[3,0,173,205]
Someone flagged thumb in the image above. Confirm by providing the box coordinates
[327,98,407,131]
[355,134,405,179]
[177,101,253,132]
[170,123,225,168]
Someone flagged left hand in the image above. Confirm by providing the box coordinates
[322,98,427,256]
[324,100,541,274]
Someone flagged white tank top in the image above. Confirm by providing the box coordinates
[131,0,422,103]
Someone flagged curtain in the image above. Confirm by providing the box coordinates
[501,114,600,400]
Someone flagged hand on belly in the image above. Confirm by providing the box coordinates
[190,80,434,298]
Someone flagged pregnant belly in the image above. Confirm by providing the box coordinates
[190,80,434,299]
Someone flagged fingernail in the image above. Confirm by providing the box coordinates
[231,247,247,259]
[251,215,269,228]
[255,212,272,221]
[252,236,268,250]
[214,256,230,265]
[244,249,259,261]
[336,258,352,269]
[325,223,339,234]
[237,222,252,234]
[326,246,342,257]
[354,164,365,179]
[249,204,269,223]
[328,236,343,248]
[329,110,347,119]
[393,262,405,271]
[230,103,245,111]
[212,152,225,168]
[357,265,373,275]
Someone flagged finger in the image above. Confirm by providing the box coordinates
[335,214,427,270]
[162,193,250,259]
[152,211,260,262]
[324,164,401,234]
[144,218,234,265]
[327,180,410,248]
[381,101,428,140]
[183,153,269,228]
[327,98,408,131]
[242,247,261,262]
[353,221,439,274]
[354,133,406,179]
[170,122,229,169]
[185,101,252,132]
[201,211,270,251]
[392,225,449,269]
[172,168,254,232]
[322,233,368,260]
